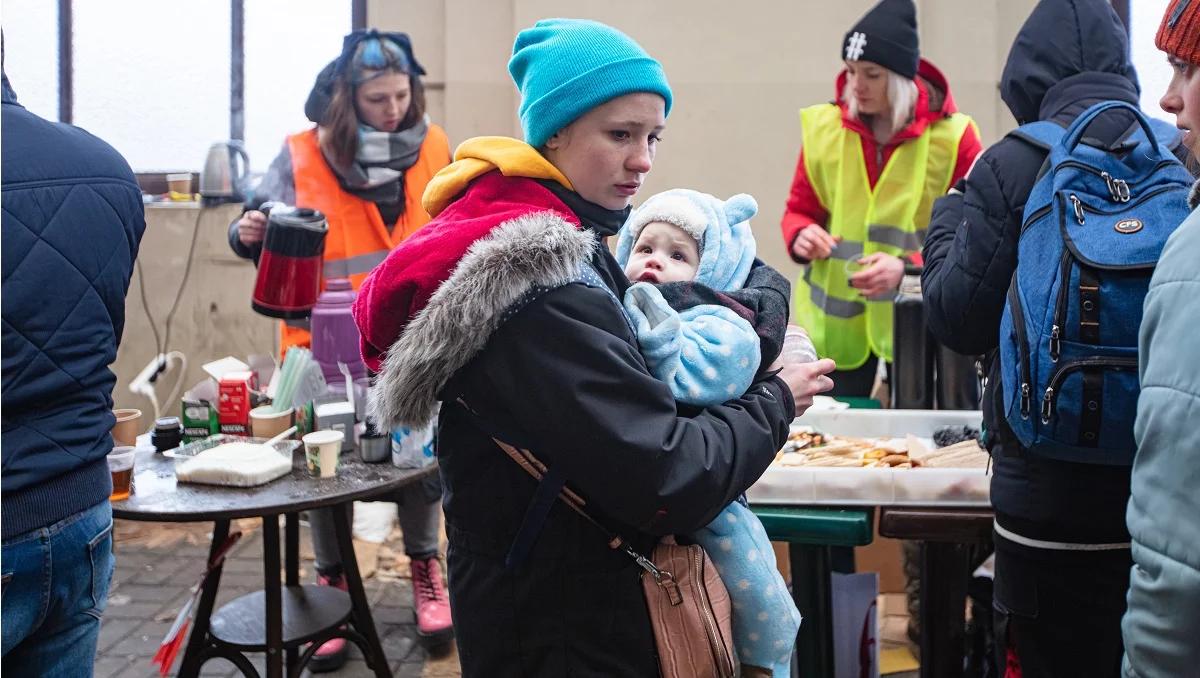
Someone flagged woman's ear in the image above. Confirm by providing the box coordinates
[542,126,570,151]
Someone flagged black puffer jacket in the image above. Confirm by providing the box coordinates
[922,0,1169,544]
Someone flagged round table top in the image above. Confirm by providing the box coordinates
[112,446,437,522]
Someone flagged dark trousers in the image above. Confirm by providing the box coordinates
[992,531,1131,678]
[829,356,887,398]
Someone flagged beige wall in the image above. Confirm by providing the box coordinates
[112,1,1038,403]
[370,0,1037,278]
[113,204,276,415]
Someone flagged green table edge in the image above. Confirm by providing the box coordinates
[750,506,875,547]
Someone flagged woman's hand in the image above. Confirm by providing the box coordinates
[791,226,839,261]
[237,210,268,247]
[848,253,905,298]
[774,357,836,416]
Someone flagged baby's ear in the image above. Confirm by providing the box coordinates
[723,194,758,225]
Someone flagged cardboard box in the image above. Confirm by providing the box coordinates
[217,370,258,435]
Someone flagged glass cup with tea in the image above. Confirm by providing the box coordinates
[107,446,136,501]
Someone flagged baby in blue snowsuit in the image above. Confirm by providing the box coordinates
[615,189,802,676]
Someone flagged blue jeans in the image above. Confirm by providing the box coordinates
[2,500,114,677]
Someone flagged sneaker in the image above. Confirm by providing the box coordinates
[308,571,349,673]
[410,556,453,644]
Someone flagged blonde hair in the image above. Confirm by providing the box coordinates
[843,68,919,142]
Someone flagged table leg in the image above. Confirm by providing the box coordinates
[332,502,391,678]
[262,516,283,678]
[791,544,834,678]
[177,519,231,678]
[919,541,970,678]
[285,513,300,671]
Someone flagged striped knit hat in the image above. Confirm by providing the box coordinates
[1158,0,1200,65]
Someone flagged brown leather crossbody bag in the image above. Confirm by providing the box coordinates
[491,438,736,678]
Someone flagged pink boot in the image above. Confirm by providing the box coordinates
[308,572,349,672]
[410,556,453,644]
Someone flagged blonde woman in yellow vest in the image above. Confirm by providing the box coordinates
[226,31,453,670]
[781,0,981,396]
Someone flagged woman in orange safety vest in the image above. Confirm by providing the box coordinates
[226,30,453,670]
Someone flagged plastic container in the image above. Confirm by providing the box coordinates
[311,278,367,385]
[391,422,436,469]
[748,409,990,507]
[782,325,819,364]
[164,433,300,466]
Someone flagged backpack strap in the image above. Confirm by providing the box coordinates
[1006,120,1065,152]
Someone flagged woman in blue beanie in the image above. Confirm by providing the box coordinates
[354,18,836,676]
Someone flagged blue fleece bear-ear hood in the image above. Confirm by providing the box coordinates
[615,189,758,291]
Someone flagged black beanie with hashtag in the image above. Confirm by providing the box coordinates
[841,0,919,79]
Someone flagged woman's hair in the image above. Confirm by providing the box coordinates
[842,68,918,142]
[320,37,426,169]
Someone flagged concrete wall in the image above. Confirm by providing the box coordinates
[112,204,276,416]
[370,0,1038,279]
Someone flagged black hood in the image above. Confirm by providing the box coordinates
[1000,0,1138,124]
[304,59,338,125]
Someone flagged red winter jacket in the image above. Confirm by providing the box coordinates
[780,59,982,264]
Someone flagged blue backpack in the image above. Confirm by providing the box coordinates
[999,101,1193,465]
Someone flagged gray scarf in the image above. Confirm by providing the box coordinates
[327,114,429,206]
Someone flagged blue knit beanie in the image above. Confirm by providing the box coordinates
[509,19,673,149]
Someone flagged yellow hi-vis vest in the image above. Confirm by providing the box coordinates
[794,103,970,369]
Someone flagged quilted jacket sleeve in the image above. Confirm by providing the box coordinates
[922,145,1024,356]
[1122,208,1200,677]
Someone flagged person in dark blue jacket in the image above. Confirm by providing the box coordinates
[1,63,145,676]
[920,0,1188,675]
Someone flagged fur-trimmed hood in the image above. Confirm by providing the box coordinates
[354,169,592,429]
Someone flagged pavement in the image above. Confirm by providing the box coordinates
[95,517,461,678]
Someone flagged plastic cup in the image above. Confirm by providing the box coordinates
[112,408,143,447]
[844,258,867,280]
[302,430,344,478]
[167,173,192,197]
[250,406,295,440]
[107,446,136,501]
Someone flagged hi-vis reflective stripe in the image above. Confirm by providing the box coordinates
[323,250,390,279]
[804,268,865,319]
[868,225,926,251]
[830,240,864,261]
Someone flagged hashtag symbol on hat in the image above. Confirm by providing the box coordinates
[845,31,867,61]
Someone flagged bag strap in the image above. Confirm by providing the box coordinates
[491,437,672,579]
[451,398,670,580]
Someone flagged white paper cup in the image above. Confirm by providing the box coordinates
[302,430,344,478]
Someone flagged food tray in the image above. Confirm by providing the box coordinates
[747,409,991,507]
[163,434,300,461]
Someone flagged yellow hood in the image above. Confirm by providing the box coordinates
[421,137,574,218]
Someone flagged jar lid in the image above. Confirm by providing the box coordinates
[154,416,182,431]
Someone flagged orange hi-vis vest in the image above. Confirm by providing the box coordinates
[280,125,450,354]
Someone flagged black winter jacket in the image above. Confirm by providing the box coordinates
[364,171,795,676]
[922,0,1167,544]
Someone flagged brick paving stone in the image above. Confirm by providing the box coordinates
[92,654,138,678]
[97,617,141,653]
[95,520,461,677]
[105,619,173,658]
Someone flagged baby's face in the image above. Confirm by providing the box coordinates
[624,221,700,284]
